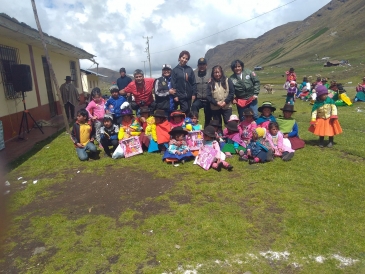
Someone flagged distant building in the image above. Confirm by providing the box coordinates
[0,13,95,141]
[80,68,107,94]
[254,66,263,71]
[324,60,340,67]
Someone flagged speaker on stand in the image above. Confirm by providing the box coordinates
[11,64,44,138]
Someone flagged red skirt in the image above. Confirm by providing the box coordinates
[308,118,342,137]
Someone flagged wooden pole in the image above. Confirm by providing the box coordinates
[30,0,70,134]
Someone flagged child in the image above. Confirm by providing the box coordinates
[256,101,277,130]
[222,121,245,156]
[283,68,296,89]
[100,114,119,157]
[86,87,105,146]
[162,126,194,163]
[266,122,295,161]
[239,127,272,164]
[286,81,297,105]
[239,108,257,146]
[104,85,126,125]
[297,77,310,98]
[138,106,153,150]
[309,85,342,148]
[170,111,186,129]
[276,104,305,150]
[209,120,225,149]
[70,109,97,161]
[185,112,202,131]
[118,103,142,140]
[199,126,233,171]
[153,110,172,153]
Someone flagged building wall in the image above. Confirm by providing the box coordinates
[0,37,83,141]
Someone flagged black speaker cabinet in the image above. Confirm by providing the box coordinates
[11,64,33,92]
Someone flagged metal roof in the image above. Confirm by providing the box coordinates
[80,68,107,77]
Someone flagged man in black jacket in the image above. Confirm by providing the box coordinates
[171,50,197,115]
[191,57,211,127]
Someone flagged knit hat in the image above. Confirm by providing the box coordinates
[202,126,216,138]
[109,85,119,92]
[162,64,172,70]
[255,127,266,138]
[226,121,239,132]
[290,81,296,85]
[258,101,276,112]
[120,102,133,116]
[228,114,239,122]
[315,85,328,97]
[103,114,113,121]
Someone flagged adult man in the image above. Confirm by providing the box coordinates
[121,69,154,112]
[116,68,132,91]
[153,64,175,117]
[60,76,80,120]
[229,60,260,121]
[191,57,211,127]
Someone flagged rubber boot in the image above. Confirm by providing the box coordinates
[319,136,324,148]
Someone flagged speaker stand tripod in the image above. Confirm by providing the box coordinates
[18,91,44,139]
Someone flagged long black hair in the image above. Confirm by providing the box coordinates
[210,65,227,91]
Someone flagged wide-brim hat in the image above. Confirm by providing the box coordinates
[153,109,167,118]
[169,126,188,136]
[226,121,239,132]
[170,111,185,118]
[209,120,220,127]
[280,104,296,112]
[65,76,73,81]
[258,101,276,112]
[202,126,216,138]
[243,108,254,116]
[139,106,150,114]
[315,85,329,97]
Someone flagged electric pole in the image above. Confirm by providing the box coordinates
[143,36,153,77]
[141,60,147,73]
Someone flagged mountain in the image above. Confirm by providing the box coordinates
[88,67,133,85]
[204,0,365,76]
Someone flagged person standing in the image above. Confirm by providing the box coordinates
[116,68,132,91]
[60,76,80,120]
[121,69,154,113]
[171,50,196,115]
[229,60,260,121]
[153,64,175,117]
[191,57,212,127]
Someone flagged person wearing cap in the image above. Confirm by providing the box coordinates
[207,65,235,127]
[256,102,277,130]
[121,69,155,112]
[116,68,132,91]
[100,114,119,157]
[276,104,305,150]
[309,85,342,148]
[191,57,212,127]
[105,84,127,124]
[60,76,80,120]
[354,77,365,102]
[153,64,176,117]
[171,50,197,115]
[229,60,260,121]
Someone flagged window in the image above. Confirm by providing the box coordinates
[0,44,21,99]
[70,61,78,87]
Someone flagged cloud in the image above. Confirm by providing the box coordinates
[0,0,331,77]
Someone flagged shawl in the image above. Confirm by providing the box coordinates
[256,115,276,126]
[156,120,171,144]
[276,117,295,134]
[312,97,334,112]
[60,83,79,106]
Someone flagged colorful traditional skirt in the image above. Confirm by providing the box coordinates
[308,118,343,137]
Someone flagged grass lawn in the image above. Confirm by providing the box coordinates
[1,88,365,273]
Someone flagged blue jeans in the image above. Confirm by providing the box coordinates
[237,98,258,121]
[76,141,97,161]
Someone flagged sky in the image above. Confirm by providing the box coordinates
[1,0,331,78]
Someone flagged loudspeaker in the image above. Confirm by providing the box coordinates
[11,64,33,92]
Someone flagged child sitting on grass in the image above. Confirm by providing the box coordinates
[239,108,257,146]
[153,110,171,153]
[170,111,186,129]
[309,85,342,148]
[209,120,225,149]
[266,122,295,161]
[276,104,305,150]
[162,126,194,163]
[71,109,97,161]
[100,114,119,157]
[200,126,233,171]
[222,121,246,157]
[256,102,277,130]
[239,128,272,164]
[185,111,202,131]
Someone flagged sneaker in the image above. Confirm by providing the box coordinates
[239,156,248,162]
[282,152,294,161]
[327,142,333,148]
[319,143,324,148]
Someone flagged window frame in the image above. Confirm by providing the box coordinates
[0,44,22,99]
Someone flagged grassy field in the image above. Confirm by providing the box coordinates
[1,88,365,273]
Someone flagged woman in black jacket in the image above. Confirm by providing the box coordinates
[171,50,197,115]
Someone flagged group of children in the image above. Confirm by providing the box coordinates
[71,82,342,171]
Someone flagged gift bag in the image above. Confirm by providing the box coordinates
[121,136,143,158]
[195,146,217,170]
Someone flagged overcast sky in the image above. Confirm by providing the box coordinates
[1,0,331,77]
